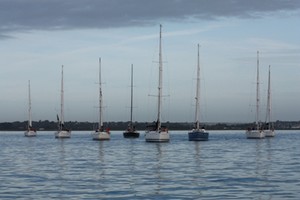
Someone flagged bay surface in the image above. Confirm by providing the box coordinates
[0,130,299,199]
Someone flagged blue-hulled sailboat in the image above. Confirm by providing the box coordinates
[188,44,209,141]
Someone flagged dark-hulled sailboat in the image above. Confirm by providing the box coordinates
[124,64,139,138]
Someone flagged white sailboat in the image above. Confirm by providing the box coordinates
[188,44,209,141]
[264,65,275,137]
[55,65,71,138]
[24,80,37,137]
[92,58,110,140]
[246,51,265,139]
[123,64,139,138]
[145,24,169,142]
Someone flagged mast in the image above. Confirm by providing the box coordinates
[99,58,103,129]
[157,24,163,130]
[61,65,64,126]
[28,80,32,128]
[256,51,260,130]
[130,64,134,126]
[266,65,271,130]
[195,44,200,130]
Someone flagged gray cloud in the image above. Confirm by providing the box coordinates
[1,0,300,36]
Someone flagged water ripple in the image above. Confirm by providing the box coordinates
[0,130,300,199]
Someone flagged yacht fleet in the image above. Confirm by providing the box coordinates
[20,25,276,141]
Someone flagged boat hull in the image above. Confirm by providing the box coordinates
[246,130,265,139]
[188,130,209,141]
[55,130,71,138]
[145,131,169,142]
[264,129,275,137]
[24,130,37,137]
[92,131,110,140]
[123,131,140,138]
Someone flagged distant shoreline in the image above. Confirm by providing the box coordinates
[1,120,299,131]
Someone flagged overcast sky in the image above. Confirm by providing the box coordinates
[0,0,300,123]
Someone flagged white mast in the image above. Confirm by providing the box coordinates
[28,80,32,127]
[60,65,64,126]
[195,44,200,130]
[266,65,271,129]
[157,24,163,131]
[256,51,260,130]
[98,58,103,129]
[130,64,134,126]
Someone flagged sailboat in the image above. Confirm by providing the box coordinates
[92,58,110,140]
[188,44,209,141]
[24,80,37,137]
[246,51,265,139]
[145,24,169,142]
[123,64,139,138]
[264,65,275,137]
[55,65,71,138]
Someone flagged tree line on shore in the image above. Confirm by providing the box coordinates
[0,120,299,131]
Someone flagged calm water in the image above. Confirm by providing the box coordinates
[0,130,299,199]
